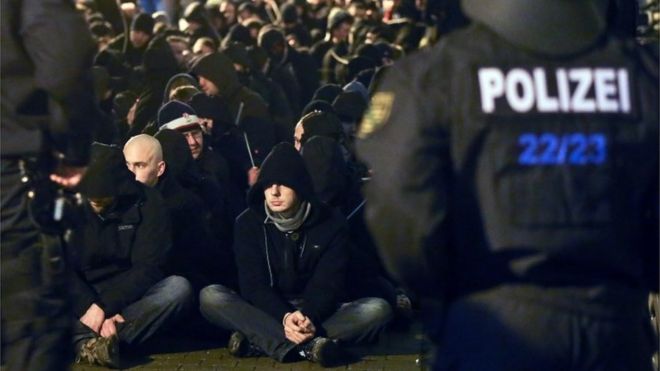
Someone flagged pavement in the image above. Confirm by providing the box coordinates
[72,320,431,371]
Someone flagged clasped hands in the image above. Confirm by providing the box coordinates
[282,310,315,344]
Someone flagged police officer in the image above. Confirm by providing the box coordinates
[357,0,659,370]
[1,0,98,369]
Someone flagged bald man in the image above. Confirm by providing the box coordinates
[123,134,166,187]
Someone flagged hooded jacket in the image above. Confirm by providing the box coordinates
[191,52,279,161]
[68,144,172,317]
[234,143,349,325]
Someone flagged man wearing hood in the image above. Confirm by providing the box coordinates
[191,52,280,163]
[69,143,193,368]
[199,143,392,367]
[357,0,659,369]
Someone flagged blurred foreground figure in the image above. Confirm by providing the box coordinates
[357,0,659,370]
[1,0,98,369]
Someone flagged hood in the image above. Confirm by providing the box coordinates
[461,0,607,56]
[191,52,242,99]
[163,73,200,103]
[299,111,344,147]
[247,143,317,210]
[154,129,203,186]
[143,35,180,81]
[301,136,349,206]
[77,143,140,198]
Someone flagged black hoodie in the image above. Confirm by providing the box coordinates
[235,143,349,326]
[191,52,280,162]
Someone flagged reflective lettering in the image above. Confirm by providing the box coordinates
[534,68,559,112]
[478,68,504,113]
[569,69,596,112]
[618,69,631,113]
[594,68,618,112]
[506,68,535,112]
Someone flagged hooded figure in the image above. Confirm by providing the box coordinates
[199,142,392,366]
[129,35,181,139]
[191,52,279,164]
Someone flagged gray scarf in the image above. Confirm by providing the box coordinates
[264,201,311,232]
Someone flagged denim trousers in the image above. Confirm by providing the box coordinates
[199,284,393,361]
[73,275,193,348]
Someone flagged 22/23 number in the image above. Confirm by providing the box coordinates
[518,133,607,165]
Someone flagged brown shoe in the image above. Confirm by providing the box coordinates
[75,335,120,368]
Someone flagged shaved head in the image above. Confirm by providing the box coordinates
[123,134,165,187]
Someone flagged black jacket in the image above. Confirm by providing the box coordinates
[191,52,278,163]
[357,23,659,307]
[1,0,97,165]
[68,186,171,317]
[234,143,349,325]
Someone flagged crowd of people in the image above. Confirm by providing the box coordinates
[62,0,441,367]
[2,0,657,369]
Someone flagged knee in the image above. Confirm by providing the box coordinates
[161,275,193,305]
[199,285,236,313]
[359,298,394,325]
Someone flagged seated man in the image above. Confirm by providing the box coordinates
[123,134,237,293]
[200,143,392,367]
[68,143,193,368]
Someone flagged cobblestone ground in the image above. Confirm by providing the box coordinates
[73,321,431,371]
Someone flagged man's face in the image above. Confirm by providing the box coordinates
[199,76,220,96]
[89,197,115,214]
[130,30,150,48]
[294,122,305,151]
[182,128,204,159]
[332,22,352,42]
[169,40,190,65]
[123,145,164,187]
[264,184,299,214]
[220,2,237,25]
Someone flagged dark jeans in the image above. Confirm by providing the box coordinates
[434,285,655,371]
[1,159,72,371]
[199,284,393,361]
[73,275,193,348]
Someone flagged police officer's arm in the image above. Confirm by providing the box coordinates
[356,51,452,297]
[20,0,97,166]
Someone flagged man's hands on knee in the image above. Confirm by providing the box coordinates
[283,310,316,344]
[100,314,125,338]
[80,303,105,334]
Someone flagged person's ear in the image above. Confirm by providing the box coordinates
[157,161,166,178]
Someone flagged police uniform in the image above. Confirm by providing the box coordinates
[357,0,659,369]
[1,0,97,369]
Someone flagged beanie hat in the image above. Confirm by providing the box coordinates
[343,80,369,101]
[311,84,342,103]
[222,42,252,69]
[247,143,316,208]
[346,56,376,83]
[332,91,367,122]
[299,111,344,146]
[157,101,202,131]
[302,100,336,116]
[78,143,138,198]
[280,3,298,24]
[131,13,155,35]
[184,2,207,24]
[189,93,233,127]
[257,26,286,52]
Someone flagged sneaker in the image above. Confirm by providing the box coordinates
[227,331,265,358]
[297,337,347,367]
[75,335,120,368]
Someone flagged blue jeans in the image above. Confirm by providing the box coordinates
[199,284,393,361]
[73,275,193,348]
